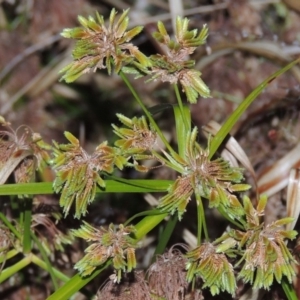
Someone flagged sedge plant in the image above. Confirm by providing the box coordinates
[0,8,299,300]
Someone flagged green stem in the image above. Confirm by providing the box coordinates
[47,262,110,300]
[282,277,298,300]
[0,255,31,284]
[31,232,58,291]
[119,70,176,157]
[22,198,32,253]
[32,254,93,298]
[32,254,69,282]
[195,193,208,244]
[0,180,173,196]
[173,84,189,130]
[152,214,178,262]
[124,209,167,226]
[0,212,21,239]
[134,213,167,241]
[104,175,172,192]
[173,105,191,157]
[0,249,19,264]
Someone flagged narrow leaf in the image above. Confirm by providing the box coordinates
[209,58,300,159]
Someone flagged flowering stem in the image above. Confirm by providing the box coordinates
[134,213,167,241]
[31,254,70,282]
[0,212,21,239]
[119,70,177,157]
[47,262,110,300]
[151,214,178,262]
[22,198,32,254]
[173,84,189,130]
[0,250,19,266]
[282,277,298,300]
[195,193,208,244]
[0,256,31,284]
[31,232,59,291]
[124,209,167,226]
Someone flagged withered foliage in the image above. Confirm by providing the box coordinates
[148,247,189,300]
[96,271,151,300]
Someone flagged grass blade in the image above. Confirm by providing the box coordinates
[46,262,110,300]
[0,180,172,196]
[209,58,300,158]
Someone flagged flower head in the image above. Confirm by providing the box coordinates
[158,175,193,219]
[60,9,149,82]
[158,127,250,219]
[236,196,298,290]
[72,222,137,282]
[51,131,126,218]
[112,114,157,154]
[112,114,159,172]
[186,243,236,296]
[148,17,210,103]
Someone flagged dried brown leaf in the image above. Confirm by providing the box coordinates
[202,120,256,181]
[258,142,300,196]
[286,168,300,231]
